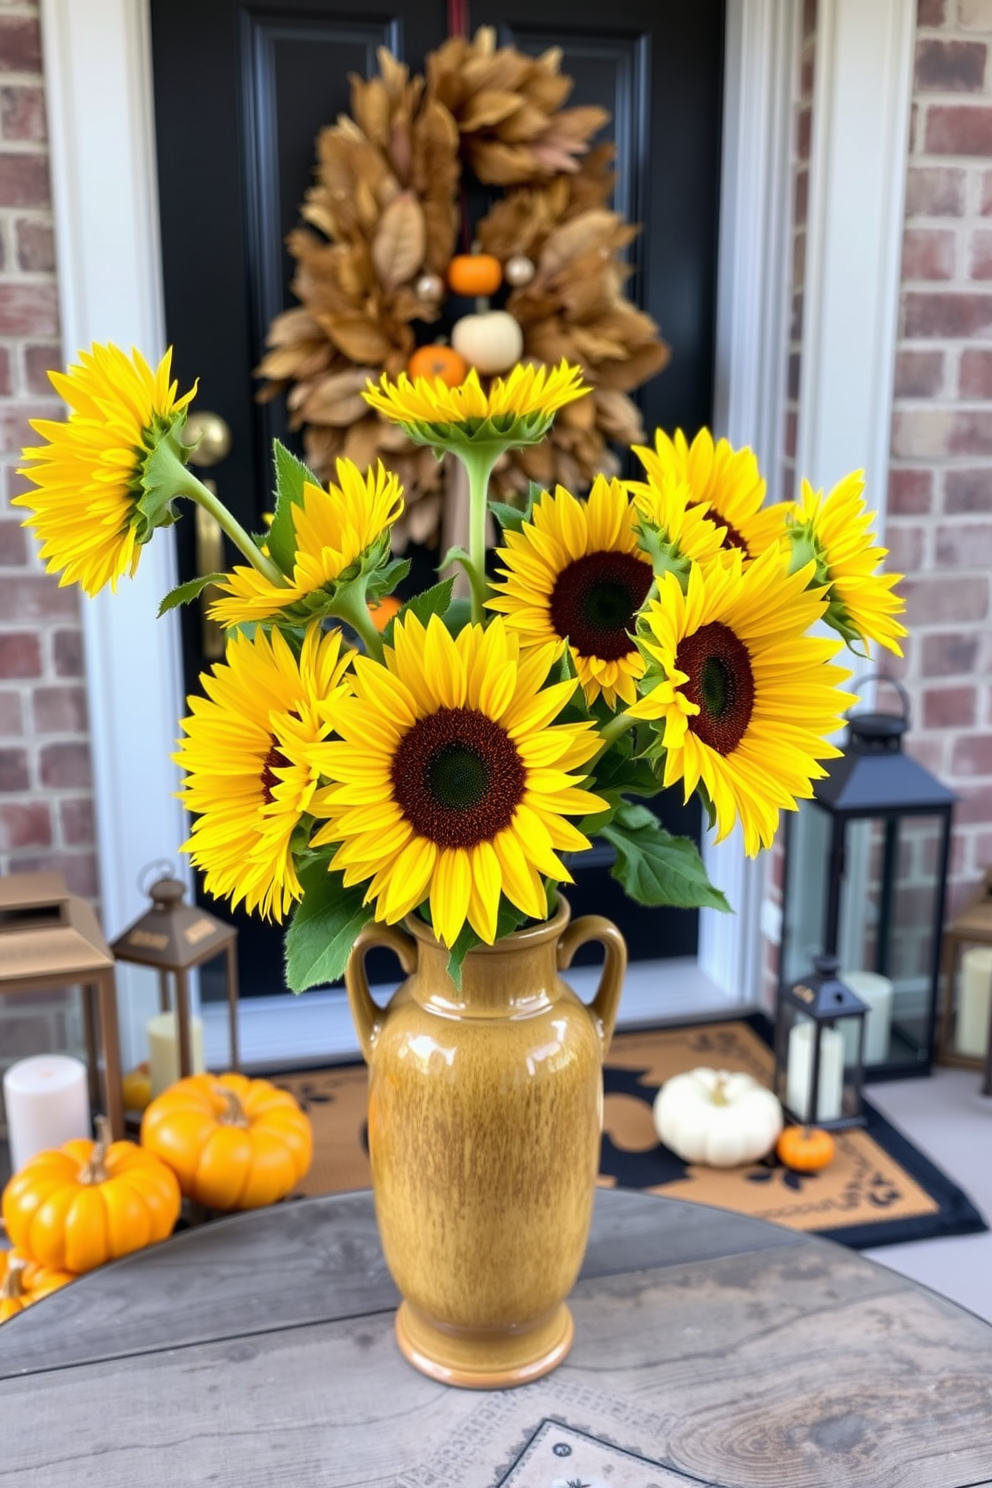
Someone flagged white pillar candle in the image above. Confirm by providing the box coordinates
[3,1055,91,1173]
[840,969,894,1066]
[957,946,992,1059]
[147,1012,205,1098]
[786,1021,844,1123]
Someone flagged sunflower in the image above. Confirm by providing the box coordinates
[788,471,907,657]
[630,548,853,855]
[488,477,655,710]
[209,459,403,627]
[361,360,589,452]
[633,428,789,563]
[15,343,195,596]
[308,613,605,946]
[628,469,730,578]
[176,624,354,921]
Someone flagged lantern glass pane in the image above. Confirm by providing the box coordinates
[781,800,832,987]
[837,813,944,1068]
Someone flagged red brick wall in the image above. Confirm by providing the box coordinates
[0,2,98,1072]
[889,0,992,921]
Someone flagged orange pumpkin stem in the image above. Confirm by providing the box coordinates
[78,1115,112,1186]
[0,1259,26,1301]
[217,1085,249,1129]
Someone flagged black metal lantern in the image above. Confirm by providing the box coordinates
[774,954,868,1129]
[779,678,955,1081]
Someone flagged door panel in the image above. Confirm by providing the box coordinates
[150,0,724,994]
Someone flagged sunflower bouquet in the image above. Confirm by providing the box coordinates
[16,345,906,989]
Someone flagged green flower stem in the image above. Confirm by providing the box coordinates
[326,582,384,663]
[454,445,502,625]
[179,469,285,587]
[591,709,638,765]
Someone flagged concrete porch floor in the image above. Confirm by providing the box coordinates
[863,1066,992,1322]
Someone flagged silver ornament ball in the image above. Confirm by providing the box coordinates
[415,272,445,303]
[504,254,536,287]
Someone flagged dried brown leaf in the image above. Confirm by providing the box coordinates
[460,89,523,131]
[350,75,390,147]
[371,190,426,289]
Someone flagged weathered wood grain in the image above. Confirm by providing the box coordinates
[0,1189,801,1379]
[1,1235,991,1487]
[0,1192,990,1487]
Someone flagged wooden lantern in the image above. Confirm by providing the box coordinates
[937,868,992,1094]
[0,870,123,1140]
[110,878,239,1082]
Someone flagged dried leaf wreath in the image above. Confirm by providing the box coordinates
[258,27,670,547]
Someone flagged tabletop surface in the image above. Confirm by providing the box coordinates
[1,1188,992,1488]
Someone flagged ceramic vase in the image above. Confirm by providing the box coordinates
[345,897,626,1389]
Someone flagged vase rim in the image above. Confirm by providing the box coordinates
[402,895,571,954]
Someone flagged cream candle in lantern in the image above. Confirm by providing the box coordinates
[147,1011,205,1098]
[956,946,992,1059]
[840,970,894,1066]
[785,1020,844,1123]
[2,1054,91,1173]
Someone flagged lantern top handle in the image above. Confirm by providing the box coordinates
[846,674,911,753]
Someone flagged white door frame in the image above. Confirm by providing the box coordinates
[38,0,912,1064]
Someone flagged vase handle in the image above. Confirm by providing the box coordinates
[557,915,627,1056]
[345,923,418,1066]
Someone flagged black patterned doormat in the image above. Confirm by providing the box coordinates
[275,1014,987,1251]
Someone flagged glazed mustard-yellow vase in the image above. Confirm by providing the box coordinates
[345,897,626,1389]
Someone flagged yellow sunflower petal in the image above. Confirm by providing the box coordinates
[15,343,195,596]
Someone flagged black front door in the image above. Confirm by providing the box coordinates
[150,0,725,995]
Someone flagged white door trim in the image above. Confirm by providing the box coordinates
[704,0,800,1006]
[38,0,911,1063]
[796,0,915,526]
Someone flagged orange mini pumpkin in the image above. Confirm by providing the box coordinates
[1,1118,181,1274]
[141,1072,312,1211]
[447,252,502,298]
[0,1249,75,1321]
[776,1125,836,1173]
[406,343,468,387]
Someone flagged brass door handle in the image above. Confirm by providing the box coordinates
[185,411,232,661]
[185,410,232,469]
[195,486,226,661]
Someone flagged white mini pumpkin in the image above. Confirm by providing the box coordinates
[653,1067,783,1168]
[451,310,523,375]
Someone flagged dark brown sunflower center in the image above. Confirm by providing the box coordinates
[260,739,292,804]
[391,707,526,849]
[260,711,300,804]
[675,621,755,756]
[549,551,654,661]
[689,500,751,557]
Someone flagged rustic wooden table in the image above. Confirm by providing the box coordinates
[1,1189,991,1487]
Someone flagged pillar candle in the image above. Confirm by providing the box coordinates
[957,946,992,1059]
[3,1054,91,1173]
[147,1012,205,1098]
[786,1021,844,1123]
[840,970,894,1066]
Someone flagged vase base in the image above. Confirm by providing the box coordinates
[394,1299,574,1390]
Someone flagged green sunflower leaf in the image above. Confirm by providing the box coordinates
[157,572,227,617]
[591,733,662,799]
[382,578,454,646]
[366,556,411,601]
[601,811,731,913]
[442,597,473,637]
[268,441,320,575]
[284,858,374,993]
